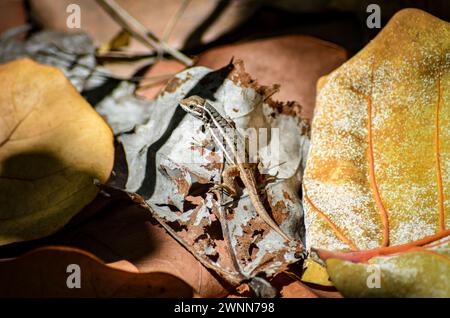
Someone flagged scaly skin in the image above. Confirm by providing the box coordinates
[180,95,291,241]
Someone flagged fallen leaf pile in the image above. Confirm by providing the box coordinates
[0,27,322,297]
[113,59,309,285]
[0,5,448,298]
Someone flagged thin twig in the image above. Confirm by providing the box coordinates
[37,47,159,83]
[96,50,155,59]
[137,77,173,90]
[211,189,247,280]
[138,73,176,84]
[162,0,191,42]
[95,0,193,66]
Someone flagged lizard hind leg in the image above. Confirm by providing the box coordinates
[261,174,278,188]
[209,183,237,198]
[256,162,282,191]
[210,165,240,198]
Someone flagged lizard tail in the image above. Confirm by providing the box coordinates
[241,172,291,241]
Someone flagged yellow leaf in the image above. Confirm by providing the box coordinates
[0,59,114,245]
[325,239,450,297]
[301,257,333,287]
[303,8,450,294]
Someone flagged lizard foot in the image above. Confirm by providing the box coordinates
[209,183,238,198]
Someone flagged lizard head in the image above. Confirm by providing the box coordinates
[179,95,206,119]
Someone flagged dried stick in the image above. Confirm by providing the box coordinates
[162,0,191,42]
[95,0,193,66]
[211,189,247,280]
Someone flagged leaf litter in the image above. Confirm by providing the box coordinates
[0,29,310,291]
[113,59,309,286]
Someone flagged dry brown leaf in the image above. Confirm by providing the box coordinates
[55,198,228,297]
[0,246,193,297]
[0,59,114,246]
[135,60,186,100]
[266,272,343,298]
[272,273,318,298]
[0,0,26,35]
